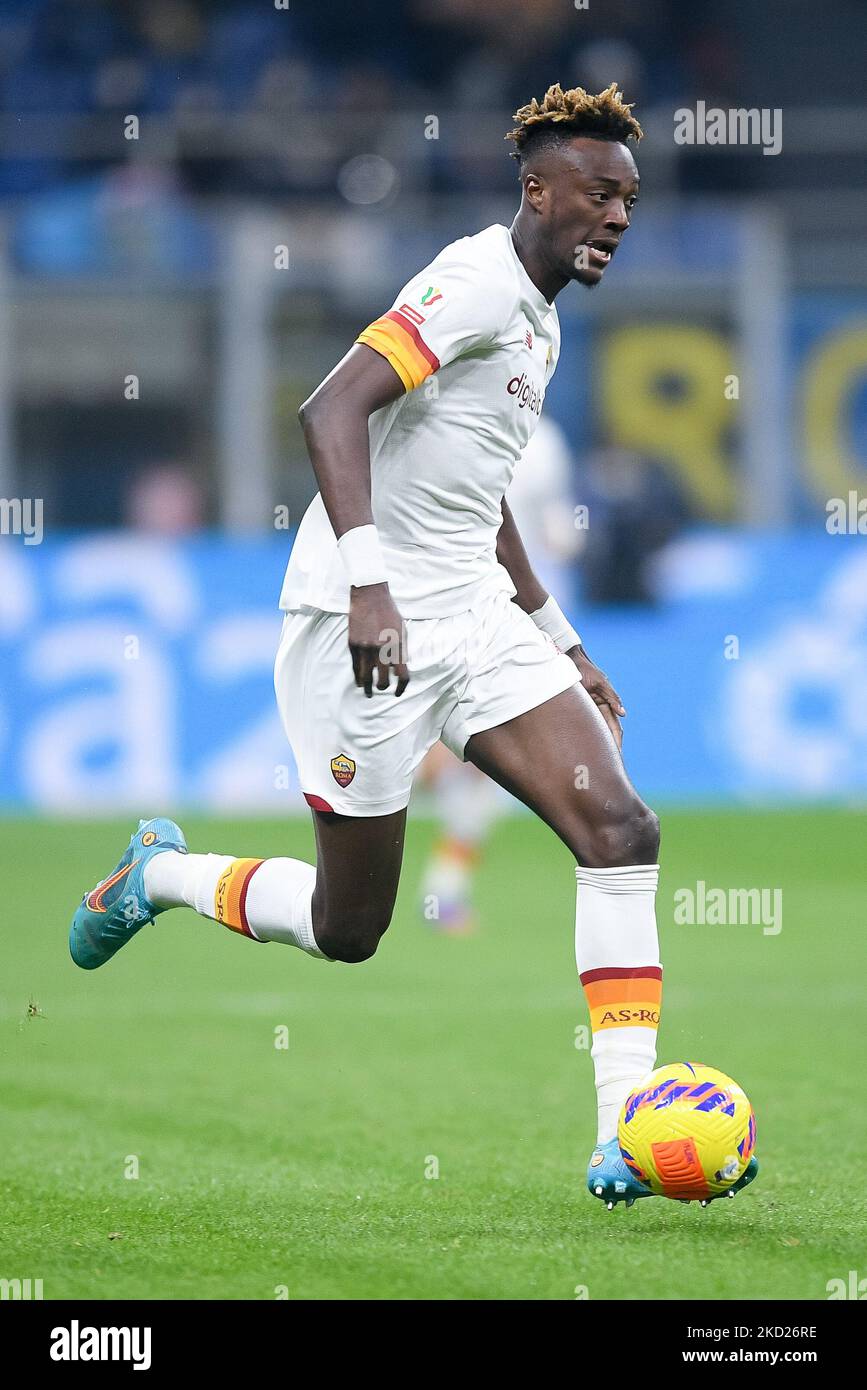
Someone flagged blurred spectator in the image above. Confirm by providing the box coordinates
[12,163,216,275]
[508,414,582,606]
[576,445,691,604]
[0,0,813,203]
[126,462,205,534]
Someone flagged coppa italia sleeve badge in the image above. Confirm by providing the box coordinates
[330,753,357,787]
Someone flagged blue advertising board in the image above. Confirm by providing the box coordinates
[0,529,864,811]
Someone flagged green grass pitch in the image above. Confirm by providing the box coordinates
[1,808,864,1301]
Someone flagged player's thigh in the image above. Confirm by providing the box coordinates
[275,606,461,818]
[310,806,408,961]
[464,681,658,866]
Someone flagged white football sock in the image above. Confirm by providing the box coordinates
[242,857,323,956]
[144,850,326,958]
[145,850,222,912]
[575,863,662,1146]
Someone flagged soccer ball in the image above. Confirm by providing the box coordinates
[617,1061,756,1200]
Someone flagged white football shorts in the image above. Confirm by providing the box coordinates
[274,583,581,816]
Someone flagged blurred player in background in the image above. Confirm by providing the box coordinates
[417,414,582,935]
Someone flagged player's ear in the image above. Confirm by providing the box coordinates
[522,171,546,212]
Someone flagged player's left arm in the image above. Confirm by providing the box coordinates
[496,498,626,747]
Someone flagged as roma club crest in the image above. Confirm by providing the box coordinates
[330,753,356,788]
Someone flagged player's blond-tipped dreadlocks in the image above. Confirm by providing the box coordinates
[506,82,643,160]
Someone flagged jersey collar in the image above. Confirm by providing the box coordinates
[501,225,557,319]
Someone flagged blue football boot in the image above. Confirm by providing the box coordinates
[587,1141,760,1210]
[587,1138,655,1210]
[696,1155,760,1208]
[69,817,187,970]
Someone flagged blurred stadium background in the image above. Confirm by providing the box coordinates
[2,0,867,813]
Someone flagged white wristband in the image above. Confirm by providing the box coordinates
[530,595,582,653]
[337,525,388,588]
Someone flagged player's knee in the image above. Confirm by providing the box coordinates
[632,804,661,862]
[314,906,392,964]
[581,800,660,867]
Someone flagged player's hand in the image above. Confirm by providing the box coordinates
[568,647,625,751]
[348,583,411,697]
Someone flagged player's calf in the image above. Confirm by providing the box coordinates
[307,806,407,963]
[311,895,394,963]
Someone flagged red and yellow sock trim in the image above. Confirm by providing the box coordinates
[214,858,264,940]
[356,310,440,391]
[580,965,662,1031]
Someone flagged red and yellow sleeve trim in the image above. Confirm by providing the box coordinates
[580,965,662,1032]
[214,857,265,940]
[356,309,440,392]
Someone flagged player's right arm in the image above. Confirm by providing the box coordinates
[299,344,410,698]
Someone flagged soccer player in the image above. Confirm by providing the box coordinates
[70,83,756,1210]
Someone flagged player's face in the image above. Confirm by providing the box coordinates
[533,138,640,287]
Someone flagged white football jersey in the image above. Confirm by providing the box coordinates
[279,223,560,618]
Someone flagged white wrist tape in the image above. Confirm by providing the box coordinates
[337,525,388,588]
[530,595,582,653]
